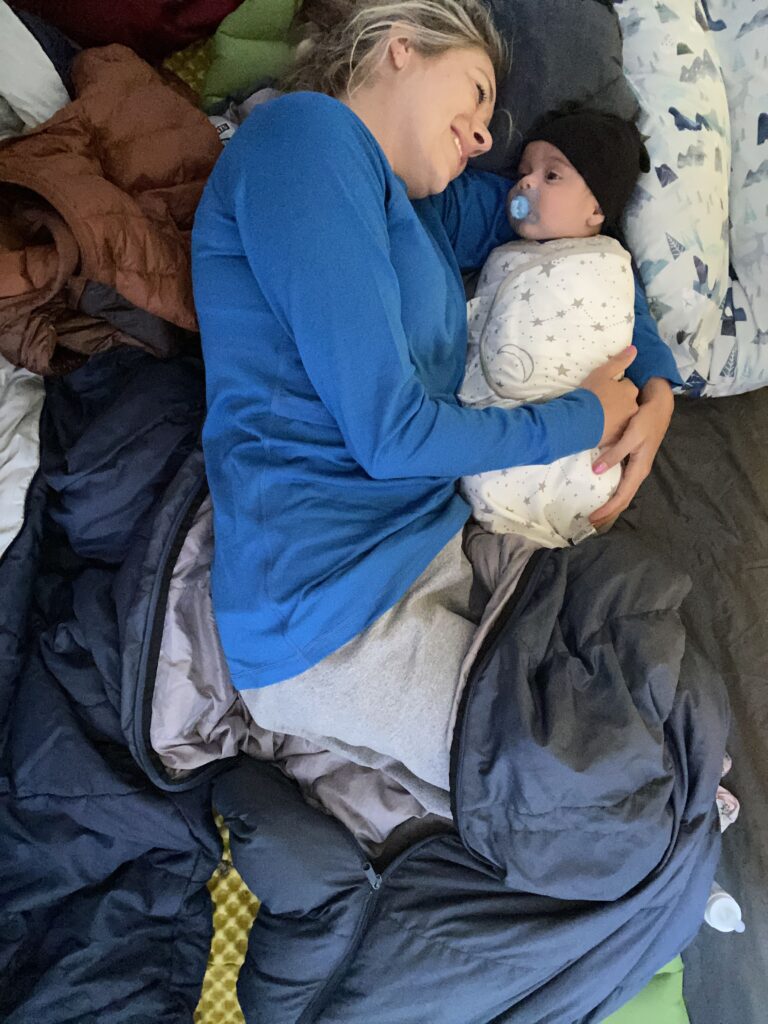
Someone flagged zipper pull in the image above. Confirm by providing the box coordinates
[362,861,382,890]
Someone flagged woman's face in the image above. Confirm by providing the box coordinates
[385,42,496,198]
[511,141,604,240]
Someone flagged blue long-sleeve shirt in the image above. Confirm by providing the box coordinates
[192,92,680,687]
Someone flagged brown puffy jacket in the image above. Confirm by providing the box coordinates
[0,45,221,374]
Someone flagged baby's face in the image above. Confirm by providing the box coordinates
[509,141,605,241]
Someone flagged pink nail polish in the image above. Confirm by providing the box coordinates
[593,462,607,475]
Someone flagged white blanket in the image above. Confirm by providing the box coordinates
[459,236,633,547]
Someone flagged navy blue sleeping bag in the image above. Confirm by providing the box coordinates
[0,347,729,1023]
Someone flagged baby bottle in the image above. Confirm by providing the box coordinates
[507,185,541,230]
[704,883,745,933]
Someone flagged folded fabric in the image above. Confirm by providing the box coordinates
[76,281,196,360]
[0,1,70,141]
[0,206,144,374]
[603,957,690,1024]
[201,0,297,111]
[163,38,214,97]
[0,45,222,374]
[8,0,240,61]
[475,0,639,174]
[13,7,79,95]
[0,353,44,559]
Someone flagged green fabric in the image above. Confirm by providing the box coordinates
[601,958,689,1024]
[202,0,297,110]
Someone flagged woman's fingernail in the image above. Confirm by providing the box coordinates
[593,462,607,474]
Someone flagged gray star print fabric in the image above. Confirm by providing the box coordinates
[459,235,633,547]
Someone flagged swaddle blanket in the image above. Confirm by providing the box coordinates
[460,235,634,547]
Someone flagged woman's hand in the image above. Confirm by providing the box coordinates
[588,376,675,529]
[580,346,639,446]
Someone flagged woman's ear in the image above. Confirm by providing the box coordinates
[388,34,413,71]
[587,204,605,229]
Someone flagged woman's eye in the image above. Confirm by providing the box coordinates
[476,83,487,104]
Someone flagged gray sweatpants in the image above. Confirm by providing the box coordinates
[240,531,478,815]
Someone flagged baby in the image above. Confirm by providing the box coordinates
[460,108,650,548]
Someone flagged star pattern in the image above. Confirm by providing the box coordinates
[460,235,631,547]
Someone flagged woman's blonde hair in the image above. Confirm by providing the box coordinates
[282,0,507,100]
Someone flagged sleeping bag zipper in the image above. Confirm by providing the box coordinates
[125,449,220,791]
[295,836,441,1024]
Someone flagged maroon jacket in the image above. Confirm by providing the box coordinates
[10,0,240,61]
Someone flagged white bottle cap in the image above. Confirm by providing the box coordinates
[705,892,746,933]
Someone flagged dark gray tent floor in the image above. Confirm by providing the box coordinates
[613,389,768,1024]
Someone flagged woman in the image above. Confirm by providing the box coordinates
[191,0,679,802]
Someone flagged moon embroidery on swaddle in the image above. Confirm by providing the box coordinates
[495,344,535,383]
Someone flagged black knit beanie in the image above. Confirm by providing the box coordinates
[522,106,651,227]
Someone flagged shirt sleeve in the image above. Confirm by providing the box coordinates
[628,270,683,389]
[233,98,603,480]
[425,167,516,271]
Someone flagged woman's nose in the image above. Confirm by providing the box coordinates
[470,121,493,156]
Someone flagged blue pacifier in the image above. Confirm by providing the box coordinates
[509,194,530,219]
[508,186,541,229]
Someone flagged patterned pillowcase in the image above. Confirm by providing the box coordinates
[616,0,732,394]
[711,0,768,395]
[618,0,768,396]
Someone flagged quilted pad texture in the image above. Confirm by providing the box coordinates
[195,816,260,1024]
